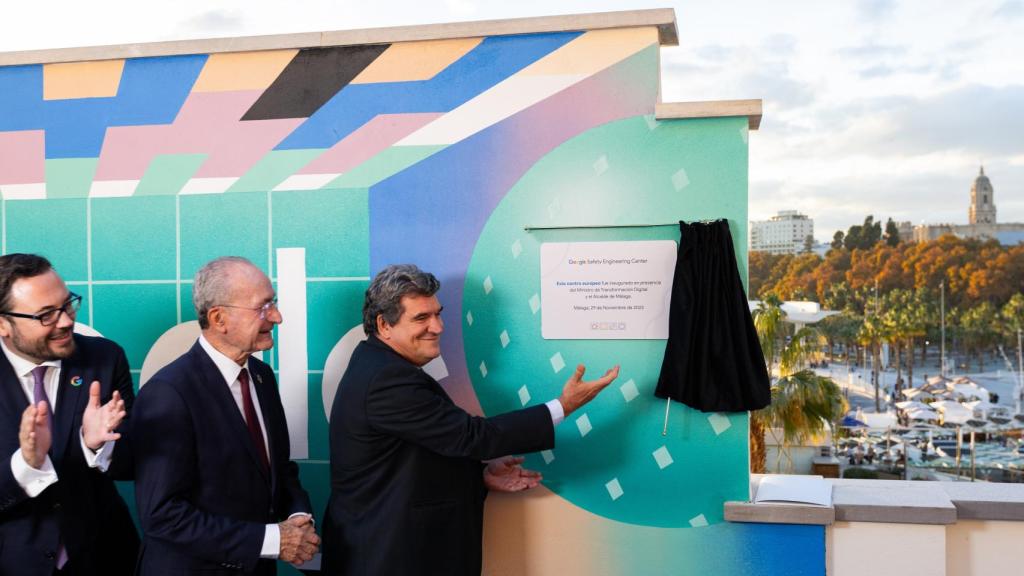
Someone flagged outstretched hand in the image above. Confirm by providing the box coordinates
[82,381,126,451]
[19,401,51,469]
[483,456,542,493]
[557,364,620,416]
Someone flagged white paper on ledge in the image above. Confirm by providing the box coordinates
[754,475,832,507]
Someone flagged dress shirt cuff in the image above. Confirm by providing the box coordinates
[545,399,565,426]
[10,450,58,497]
[79,428,114,472]
[261,524,280,559]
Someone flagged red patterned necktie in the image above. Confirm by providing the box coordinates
[238,368,270,473]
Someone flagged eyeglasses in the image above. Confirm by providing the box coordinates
[1,292,82,326]
[217,298,279,320]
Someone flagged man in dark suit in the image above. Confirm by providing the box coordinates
[133,256,318,575]
[323,264,619,576]
[0,253,137,575]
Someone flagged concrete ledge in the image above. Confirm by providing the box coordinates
[939,482,1024,521]
[830,479,957,525]
[0,9,677,66]
[655,100,763,130]
[725,501,834,525]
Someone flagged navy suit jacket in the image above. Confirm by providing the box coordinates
[322,335,555,576]
[133,341,311,576]
[0,334,138,576]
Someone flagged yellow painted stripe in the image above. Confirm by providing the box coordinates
[192,50,299,92]
[351,38,483,84]
[520,27,657,76]
[43,60,124,100]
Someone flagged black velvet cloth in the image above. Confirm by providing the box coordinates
[655,219,771,412]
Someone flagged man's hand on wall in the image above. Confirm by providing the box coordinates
[557,364,620,416]
[483,456,542,492]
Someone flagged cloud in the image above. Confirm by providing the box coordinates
[837,42,908,60]
[994,1,1024,19]
[856,0,896,21]
[176,9,245,36]
[858,84,1024,156]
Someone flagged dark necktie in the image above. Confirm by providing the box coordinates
[30,365,68,568]
[30,366,55,434]
[238,368,270,472]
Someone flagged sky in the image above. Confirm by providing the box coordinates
[2,0,1022,241]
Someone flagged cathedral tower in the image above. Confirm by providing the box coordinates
[969,165,996,225]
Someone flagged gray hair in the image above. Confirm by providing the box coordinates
[363,264,440,335]
[193,256,255,329]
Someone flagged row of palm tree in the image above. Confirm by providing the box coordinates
[749,297,848,473]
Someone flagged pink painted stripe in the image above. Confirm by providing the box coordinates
[95,90,301,180]
[298,112,443,175]
[0,130,45,184]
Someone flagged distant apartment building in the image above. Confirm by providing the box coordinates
[750,210,814,254]
[913,167,1024,244]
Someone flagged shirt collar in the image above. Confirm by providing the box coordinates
[198,334,247,386]
[0,337,62,379]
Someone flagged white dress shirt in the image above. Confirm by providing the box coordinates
[197,336,310,559]
[2,338,113,497]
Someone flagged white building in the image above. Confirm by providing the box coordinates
[750,210,814,254]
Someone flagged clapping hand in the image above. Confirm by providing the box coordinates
[19,401,51,469]
[82,381,126,451]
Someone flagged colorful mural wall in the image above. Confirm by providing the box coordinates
[0,15,822,575]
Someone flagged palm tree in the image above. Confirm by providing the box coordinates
[750,299,848,473]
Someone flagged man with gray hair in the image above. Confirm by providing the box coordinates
[133,256,319,575]
[322,264,619,575]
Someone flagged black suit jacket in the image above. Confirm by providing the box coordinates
[133,341,311,576]
[0,334,138,576]
[322,336,555,576]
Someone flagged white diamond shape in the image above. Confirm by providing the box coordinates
[499,330,510,348]
[511,239,522,259]
[644,114,659,130]
[708,413,731,435]
[672,168,690,191]
[529,293,541,314]
[518,385,531,406]
[620,379,639,403]
[605,478,624,501]
[593,154,608,175]
[576,413,592,437]
[541,449,555,464]
[689,514,709,527]
[483,276,493,295]
[547,198,561,219]
[652,445,674,469]
[479,361,488,378]
[550,352,565,373]
[466,311,474,326]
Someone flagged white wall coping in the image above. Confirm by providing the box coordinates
[0,8,678,66]
[725,476,1024,526]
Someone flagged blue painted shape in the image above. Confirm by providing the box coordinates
[0,55,206,158]
[275,32,582,150]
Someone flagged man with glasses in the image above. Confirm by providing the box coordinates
[133,256,318,575]
[0,253,137,575]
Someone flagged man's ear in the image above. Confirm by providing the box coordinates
[0,318,12,339]
[376,314,390,339]
[208,308,228,333]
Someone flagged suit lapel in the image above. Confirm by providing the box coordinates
[248,362,278,494]
[192,344,270,484]
[0,352,29,415]
[52,340,89,463]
